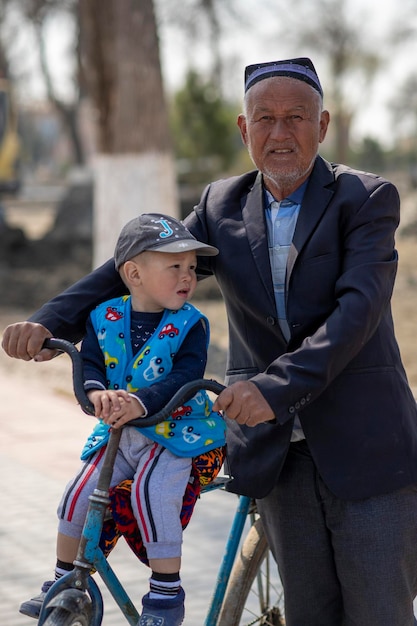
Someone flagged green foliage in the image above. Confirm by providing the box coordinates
[169,69,241,184]
[354,136,387,172]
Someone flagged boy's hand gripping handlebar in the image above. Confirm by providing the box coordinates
[43,338,225,426]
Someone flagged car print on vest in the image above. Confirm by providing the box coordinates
[143,357,165,381]
[158,323,179,339]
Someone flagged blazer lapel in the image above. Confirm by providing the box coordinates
[287,158,335,284]
[242,172,276,310]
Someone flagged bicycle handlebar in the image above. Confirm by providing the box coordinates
[43,338,225,427]
[44,338,95,415]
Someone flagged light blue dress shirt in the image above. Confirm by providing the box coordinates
[265,182,307,441]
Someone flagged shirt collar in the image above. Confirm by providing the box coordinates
[264,178,309,207]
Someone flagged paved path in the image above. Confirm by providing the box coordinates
[0,370,242,625]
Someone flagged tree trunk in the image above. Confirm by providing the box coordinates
[93,153,178,266]
[79,0,179,267]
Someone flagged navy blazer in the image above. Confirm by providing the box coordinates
[185,156,417,500]
[31,156,417,500]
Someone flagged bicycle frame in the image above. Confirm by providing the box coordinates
[37,338,256,626]
[38,456,252,625]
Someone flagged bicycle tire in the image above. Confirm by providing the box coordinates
[218,517,285,626]
[43,608,90,626]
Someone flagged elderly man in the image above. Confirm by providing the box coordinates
[4,58,417,625]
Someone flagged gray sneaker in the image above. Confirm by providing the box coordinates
[19,581,54,619]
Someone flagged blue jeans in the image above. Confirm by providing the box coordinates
[257,439,417,626]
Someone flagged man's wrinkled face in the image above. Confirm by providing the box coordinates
[238,77,329,195]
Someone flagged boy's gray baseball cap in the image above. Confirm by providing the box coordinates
[115,213,218,268]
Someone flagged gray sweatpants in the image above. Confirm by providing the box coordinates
[57,428,192,560]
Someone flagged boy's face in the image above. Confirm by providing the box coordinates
[126,250,198,312]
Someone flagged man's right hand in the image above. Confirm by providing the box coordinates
[1,322,55,361]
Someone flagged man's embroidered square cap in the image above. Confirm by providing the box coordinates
[244,57,323,96]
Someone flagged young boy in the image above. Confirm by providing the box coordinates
[20,213,226,626]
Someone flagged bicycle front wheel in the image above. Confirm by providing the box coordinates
[43,608,91,626]
[218,517,285,626]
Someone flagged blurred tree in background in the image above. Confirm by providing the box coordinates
[1,0,417,258]
[77,0,179,266]
[0,0,243,264]
[156,0,240,94]
[170,70,240,186]
[0,0,84,166]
